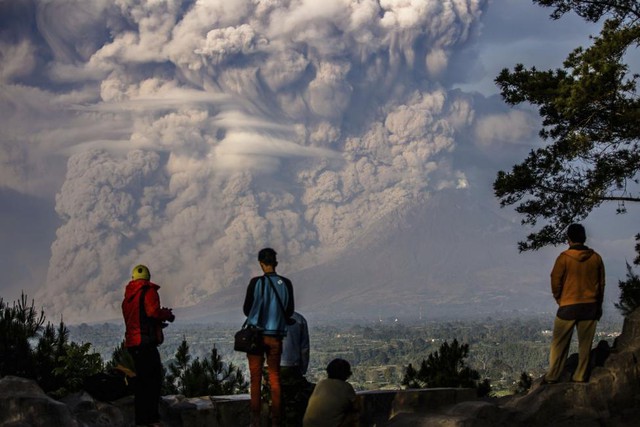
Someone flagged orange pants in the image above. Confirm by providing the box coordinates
[248,335,283,425]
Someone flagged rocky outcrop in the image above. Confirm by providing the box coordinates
[386,309,640,426]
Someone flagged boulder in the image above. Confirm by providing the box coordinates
[0,376,79,427]
[60,391,129,427]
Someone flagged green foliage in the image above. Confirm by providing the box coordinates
[33,320,105,397]
[106,340,136,372]
[164,338,191,394]
[0,293,104,397]
[615,262,640,316]
[533,0,640,23]
[33,322,70,394]
[493,1,640,251]
[402,339,491,396]
[49,341,104,398]
[0,293,45,379]
[615,234,640,316]
[164,337,248,397]
[514,372,533,394]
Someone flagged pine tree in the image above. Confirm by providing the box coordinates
[614,234,640,316]
[401,363,420,388]
[34,320,104,397]
[203,347,248,396]
[493,1,640,251]
[0,293,45,378]
[164,338,248,397]
[164,338,191,395]
[615,262,640,316]
[0,294,103,397]
[402,339,491,396]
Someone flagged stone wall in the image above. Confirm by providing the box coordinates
[0,376,476,427]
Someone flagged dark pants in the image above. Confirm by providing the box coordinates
[128,344,163,425]
[281,366,314,427]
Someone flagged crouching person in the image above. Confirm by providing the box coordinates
[122,264,175,427]
[303,359,360,427]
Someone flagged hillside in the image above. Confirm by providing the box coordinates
[176,189,569,323]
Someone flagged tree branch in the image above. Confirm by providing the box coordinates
[534,182,640,202]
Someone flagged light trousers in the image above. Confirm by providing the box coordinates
[546,316,597,382]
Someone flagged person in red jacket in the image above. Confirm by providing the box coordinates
[544,224,605,384]
[122,264,175,427]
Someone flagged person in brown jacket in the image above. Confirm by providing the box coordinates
[544,223,606,384]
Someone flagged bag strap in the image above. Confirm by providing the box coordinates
[264,275,288,318]
[258,279,265,326]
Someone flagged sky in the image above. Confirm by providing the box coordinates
[0,0,638,323]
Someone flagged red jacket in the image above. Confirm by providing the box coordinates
[122,279,172,347]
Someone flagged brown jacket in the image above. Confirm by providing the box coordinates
[550,245,605,307]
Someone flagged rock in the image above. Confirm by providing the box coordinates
[61,391,129,427]
[613,308,640,352]
[0,376,79,427]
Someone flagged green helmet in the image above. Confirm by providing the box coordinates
[131,264,150,281]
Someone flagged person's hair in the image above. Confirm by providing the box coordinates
[326,358,352,381]
[258,247,278,267]
[567,223,586,244]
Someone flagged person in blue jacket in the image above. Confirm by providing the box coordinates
[243,248,294,427]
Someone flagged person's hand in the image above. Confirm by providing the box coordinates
[160,307,175,322]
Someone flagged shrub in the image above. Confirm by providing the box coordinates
[402,338,491,396]
[514,371,532,394]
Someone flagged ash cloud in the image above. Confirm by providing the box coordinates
[1,0,490,322]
